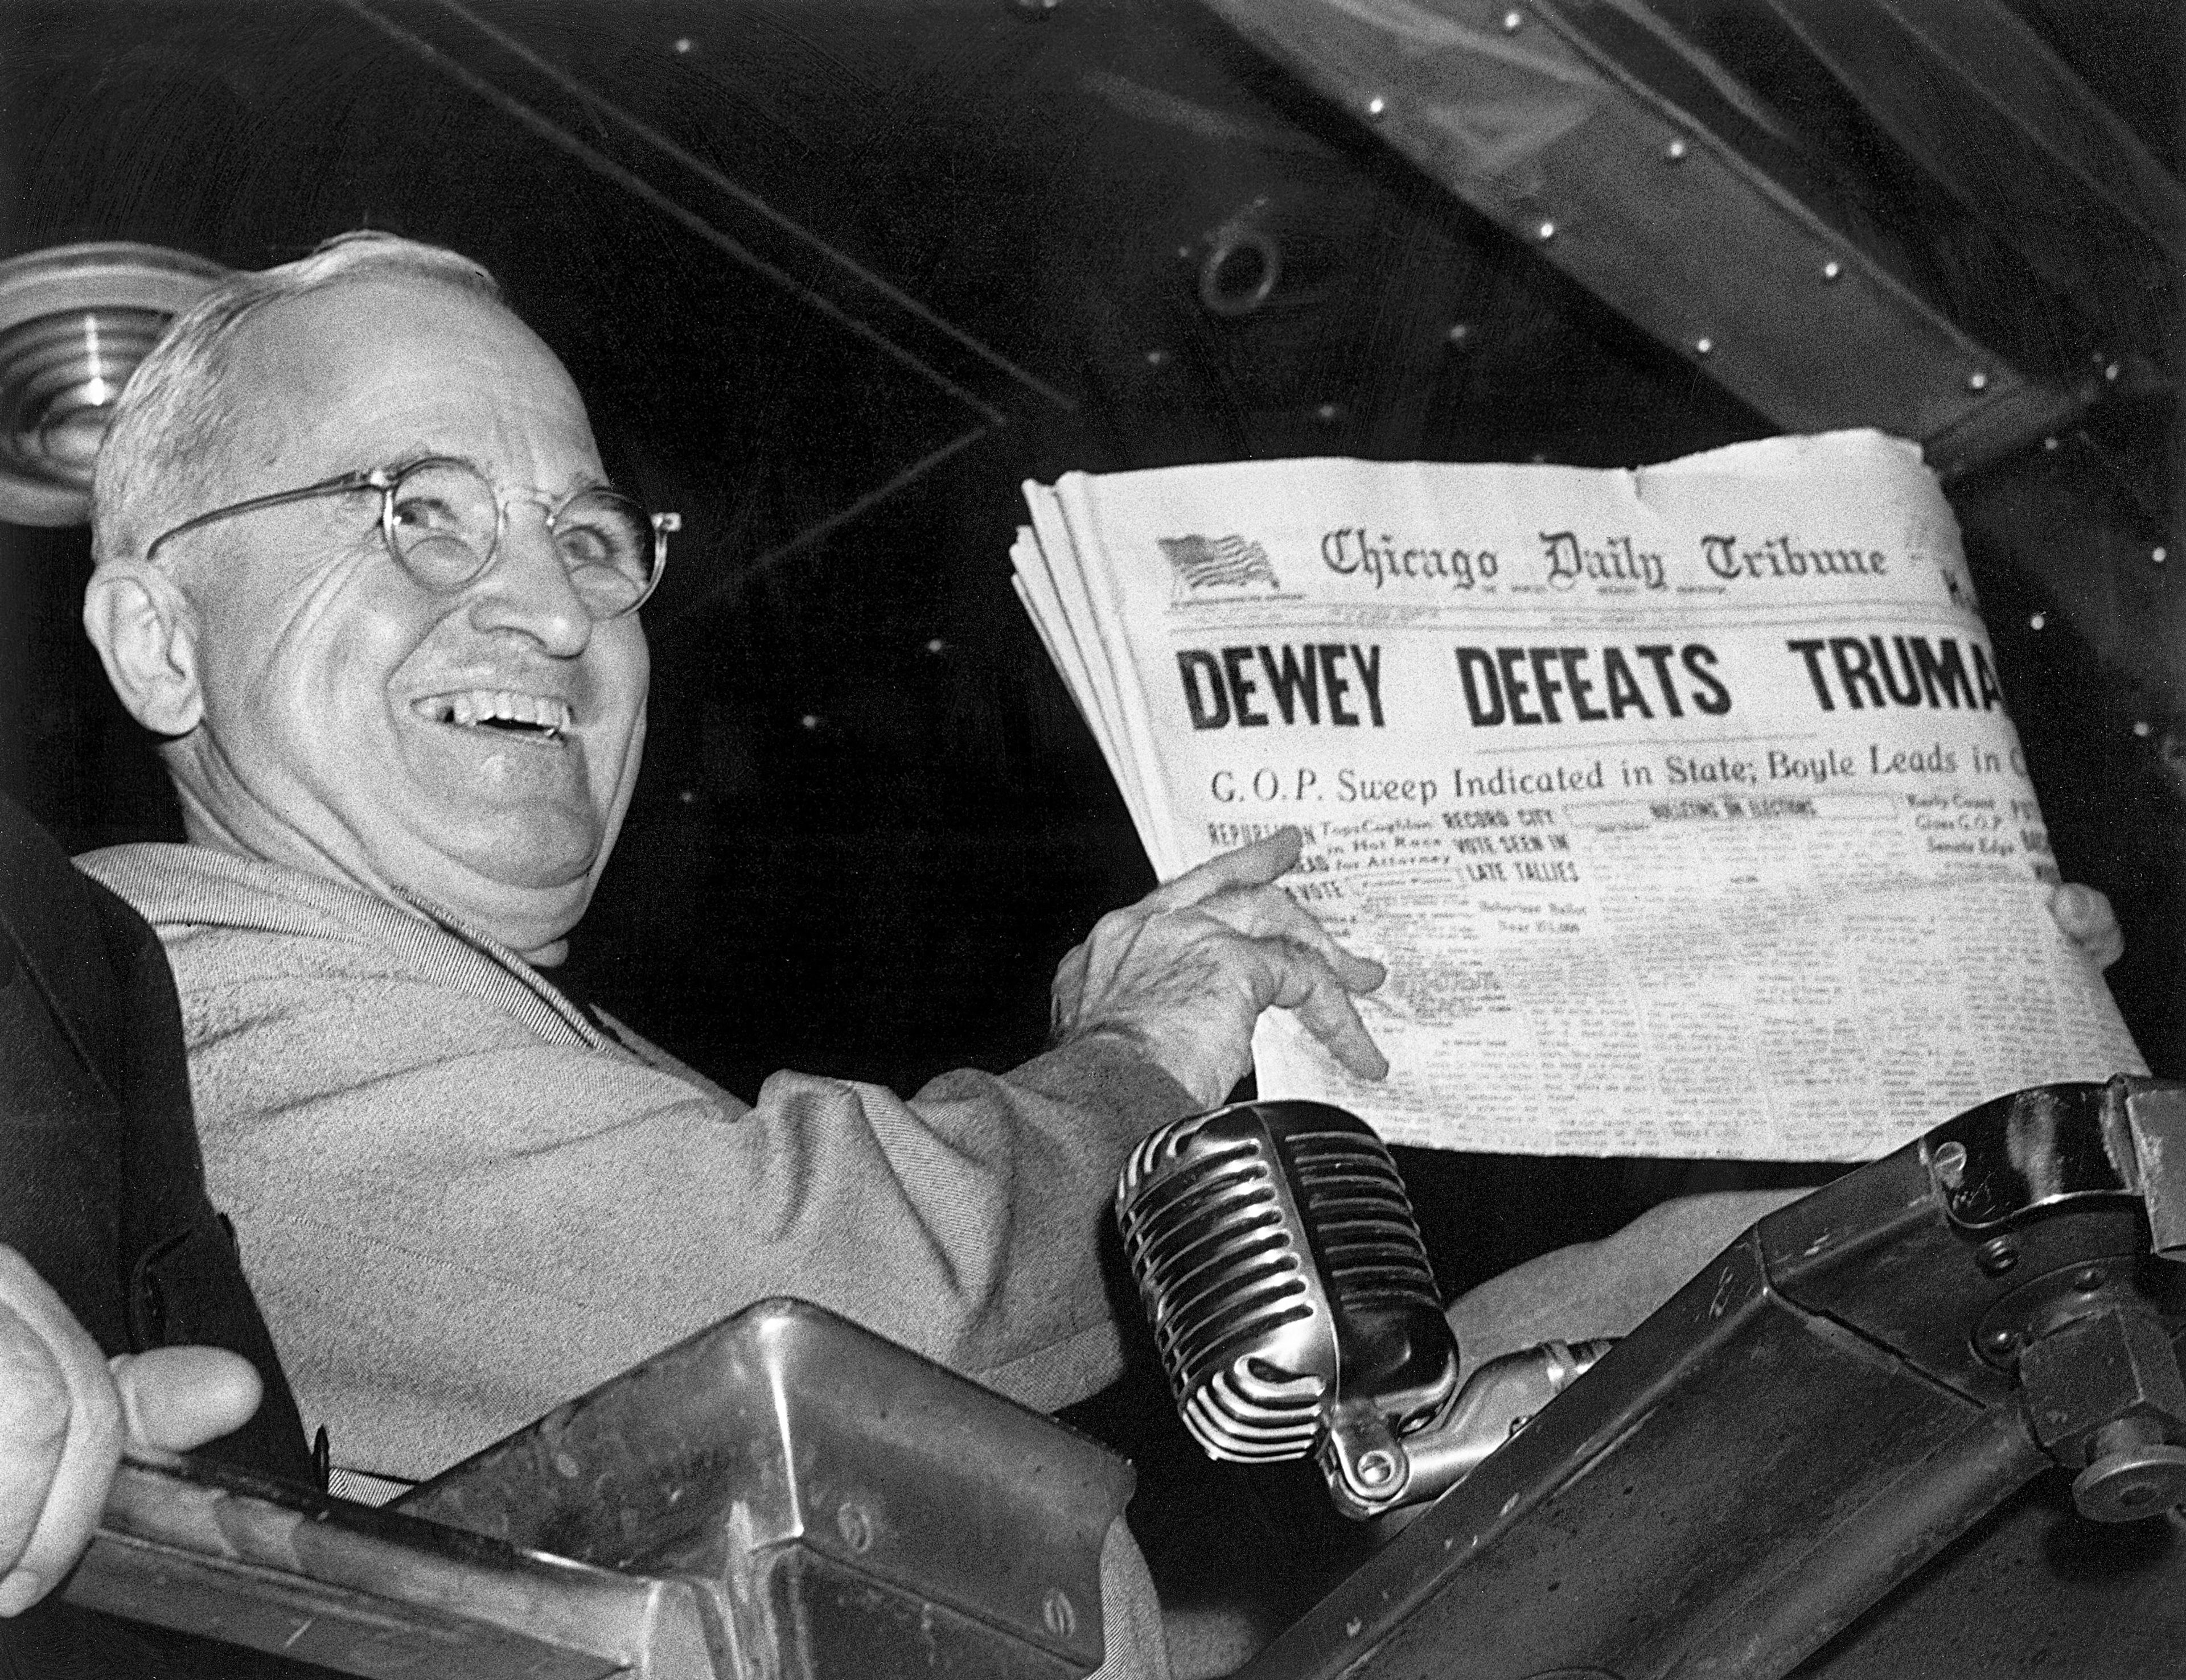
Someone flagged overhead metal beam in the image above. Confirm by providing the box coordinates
[1768,0,2186,298]
[1193,0,2099,476]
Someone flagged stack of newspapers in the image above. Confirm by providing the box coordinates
[1012,432,2142,1159]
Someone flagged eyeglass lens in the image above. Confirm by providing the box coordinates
[387,460,656,616]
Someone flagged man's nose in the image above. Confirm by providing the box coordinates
[465,510,591,654]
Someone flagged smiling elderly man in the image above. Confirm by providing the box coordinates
[69,231,1394,1491]
[6,229,1416,1676]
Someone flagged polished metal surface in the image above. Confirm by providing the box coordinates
[1923,1076,2186,1255]
[71,1449,713,1679]
[400,1297,1131,1678]
[71,1300,1130,1680]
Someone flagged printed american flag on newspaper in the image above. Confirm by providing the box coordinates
[1158,533,1280,593]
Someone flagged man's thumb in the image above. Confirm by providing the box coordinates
[108,1348,261,1453]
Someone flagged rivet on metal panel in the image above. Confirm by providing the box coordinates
[2072,1267,2109,1292]
[836,1502,874,1553]
[1977,1237,2020,1275]
[1665,138,1688,163]
[2029,613,2046,631]
[672,37,693,54]
[1502,9,1524,32]
[2135,722,2154,739]
[1986,1327,2019,1356]
[2043,436,2061,451]
[1144,348,1169,369]
[1314,402,1343,424]
[1446,323,1473,347]
[1042,1588,1078,1639]
[1967,370,1990,392]
[2155,546,2168,565]
[1199,216,1281,317]
[2106,362,2122,382]
[1694,337,1714,356]
[1535,220,1556,242]
[1821,260,1843,282]
[1367,96,1387,118]
[551,1451,580,1480]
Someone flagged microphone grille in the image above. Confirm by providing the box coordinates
[1284,1127,1441,1324]
[1117,1106,1343,1461]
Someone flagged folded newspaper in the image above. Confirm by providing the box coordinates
[1014,431,2144,1160]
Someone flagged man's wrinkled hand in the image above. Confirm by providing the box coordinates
[0,1245,260,1617]
[2049,882,2124,970]
[1050,827,1388,1109]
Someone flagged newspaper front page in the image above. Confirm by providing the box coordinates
[1014,432,2143,1160]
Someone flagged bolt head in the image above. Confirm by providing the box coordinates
[1822,260,1843,281]
[1932,1140,1969,1189]
[1356,1449,1397,1487]
[1977,1237,2020,1276]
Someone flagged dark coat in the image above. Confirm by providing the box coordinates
[0,797,318,1678]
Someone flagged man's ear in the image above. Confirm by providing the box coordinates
[83,563,203,738]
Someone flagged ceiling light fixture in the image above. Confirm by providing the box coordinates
[0,241,227,526]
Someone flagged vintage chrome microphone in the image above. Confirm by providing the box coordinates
[1116,1100,1612,1518]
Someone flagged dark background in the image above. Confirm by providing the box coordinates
[1,0,2179,1638]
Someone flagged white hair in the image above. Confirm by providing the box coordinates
[91,230,501,567]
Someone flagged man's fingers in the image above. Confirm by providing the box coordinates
[0,1303,75,1593]
[1260,944,1390,1083]
[1144,827,1303,912]
[2048,882,2125,969]
[0,1253,122,1617]
[112,1348,261,1454]
[1194,883,1387,994]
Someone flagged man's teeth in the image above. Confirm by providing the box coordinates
[424,691,573,738]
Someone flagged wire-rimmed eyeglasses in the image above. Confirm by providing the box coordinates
[143,456,679,620]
